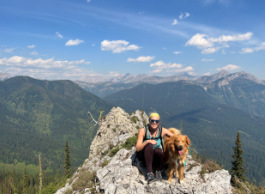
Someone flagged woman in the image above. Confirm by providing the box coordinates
[136,113,173,183]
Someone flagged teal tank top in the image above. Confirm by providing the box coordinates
[143,128,162,149]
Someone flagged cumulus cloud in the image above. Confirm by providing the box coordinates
[172,19,178,25]
[101,40,140,53]
[179,12,190,20]
[150,60,184,73]
[27,45,35,49]
[186,32,253,54]
[202,47,221,54]
[175,66,194,72]
[201,58,215,61]
[56,32,63,39]
[0,56,90,68]
[188,71,197,76]
[127,56,155,62]
[173,51,182,54]
[240,42,265,54]
[30,51,38,55]
[65,39,84,46]
[0,56,92,80]
[217,64,240,71]
[203,72,211,76]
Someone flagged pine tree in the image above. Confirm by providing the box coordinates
[9,175,18,194]
[231,131,246,182]
[23,168,28,194]
[64,141,71,178]
[39,154,43,191]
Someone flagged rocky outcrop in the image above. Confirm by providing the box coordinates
[89,107,148,159]
[56,107,233,194]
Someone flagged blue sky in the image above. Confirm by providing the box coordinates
[0,0,265,80]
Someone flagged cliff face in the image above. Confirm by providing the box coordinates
[56,107,233,194]
[89,107,149,159]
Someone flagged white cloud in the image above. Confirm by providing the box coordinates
[0,56,90,68]
[127,56,155,62]
[222,49,226,54]
[87,0,91,2]
[186,32,253,54]
[150,60,184,73]
[65,39,84,46]
[30,51,38,55]
[203,72,211,76]
[27,45,35,49]
[201,58,215,61]
[240,42,265,54]
[3,48,16,53]
[173,51,182,54]
[172,19,178,25]
[217,64,240,71]
[91,44,95,46]
[174,66,194,72]
[101,40,140,53]
[201,47,220,54]
[188,71,197,76]
[179,12,190,20]
[186,34,213,48]
[56,32,63,39]
[1,56,92,80]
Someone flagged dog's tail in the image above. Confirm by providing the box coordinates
[168,128,181,136]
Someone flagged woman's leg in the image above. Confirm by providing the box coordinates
[153,147,163,171]
[136,143,153,173]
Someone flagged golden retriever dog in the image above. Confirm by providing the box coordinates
[163,128,191,183]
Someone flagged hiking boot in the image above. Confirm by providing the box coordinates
[147,173,156,184]
[155,171,162,181]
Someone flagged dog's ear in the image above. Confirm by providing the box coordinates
[185,135,191,146]
[169,142,175,152]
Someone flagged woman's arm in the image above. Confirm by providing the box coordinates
[136,128,157,152]
[161,127,174,138]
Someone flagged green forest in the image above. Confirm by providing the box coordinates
[104,81,265,185]
[0,76,113,192]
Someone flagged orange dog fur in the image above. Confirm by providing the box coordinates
[163,128,191,183]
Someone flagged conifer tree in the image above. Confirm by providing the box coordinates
[23,168,28,194]
[39,153,43,191]
[231,131,246,182]
[64,141,71,178]
[9,175,18,194]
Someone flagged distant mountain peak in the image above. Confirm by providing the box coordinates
[195,70,230,84]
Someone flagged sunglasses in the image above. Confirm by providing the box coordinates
[150,119,160,123]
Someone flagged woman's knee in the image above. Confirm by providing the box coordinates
[144,143,153,152]
[154,148,163,157]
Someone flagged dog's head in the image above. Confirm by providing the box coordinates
[169,135,191,155]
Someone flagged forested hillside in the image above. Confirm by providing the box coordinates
[0,76,112,173]
[104,81,265,185]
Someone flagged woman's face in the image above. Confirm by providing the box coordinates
[149,116,160,129]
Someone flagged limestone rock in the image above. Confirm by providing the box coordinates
[89,107,148,159]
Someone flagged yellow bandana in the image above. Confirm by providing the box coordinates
[149,113,160,119]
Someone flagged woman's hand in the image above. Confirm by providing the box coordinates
[147,140,157,145]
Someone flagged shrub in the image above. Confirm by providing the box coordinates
[107,124,110,128]
[131,116,138,124]
[121,133,138,150]
[72,171,97,192]
[136,126,140,130]
[101,159,110,168]
[109,143,115,150]
[112,128,116,132]
[109,146,121,157]
[199,159,222,180]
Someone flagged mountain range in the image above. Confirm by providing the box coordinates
[0,76,112,173]
[103,81,265,184]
